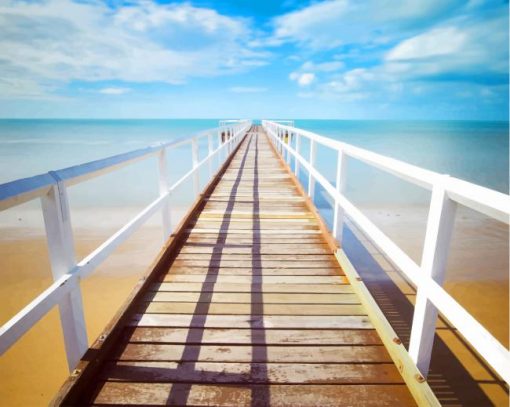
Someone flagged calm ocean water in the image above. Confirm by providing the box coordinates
[0,119,508,210]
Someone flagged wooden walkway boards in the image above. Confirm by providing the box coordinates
[53,127,418,406]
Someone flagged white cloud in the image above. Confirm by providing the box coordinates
[290,72,316,86]
[0,0,267,98]
[99,87,131,95]
[301,61,345,72]
[290,12,508,103]
[272,0,465,49]
[229,86,268,93]
[385,16,508,77]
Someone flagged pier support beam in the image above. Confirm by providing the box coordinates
[409,177,457,377]
[41,173,88,371]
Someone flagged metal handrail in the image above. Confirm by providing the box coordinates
[0,120,251,370]
[262,119,510,384]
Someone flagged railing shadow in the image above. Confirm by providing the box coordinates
[250,130,270,405]
[100,127,272,405]
[342,221,506,406]
[163,127,257,405]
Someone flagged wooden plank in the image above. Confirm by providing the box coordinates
[151,282,352,293]
[183,235,327,244]
[143,292,358,304]
[92,382,417,406]
[100,361,404,384]
[198,211,315,219]
[167,260,341,270]
[185,228,323,235]
[173,253,338,261]
[204,196,306,202]
[130,314,372,329]
[194,216,318,224]
[179,243,332,255]
[166,266,340,276]
[190,222,320,230]
[137,302,366,316]
[115,344,391,363]
[160,275,347,284]
[123,327,381,345]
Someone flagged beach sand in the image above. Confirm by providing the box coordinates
[359,206,509,346]
[0,223,164,406]
[0,206,508,406]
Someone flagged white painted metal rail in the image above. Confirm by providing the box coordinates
[262,119,510,384]
[0,120,251,370]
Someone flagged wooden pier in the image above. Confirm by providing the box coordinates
[2,120,507,405]
[52,127,437,405]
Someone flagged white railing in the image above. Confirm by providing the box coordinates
[0,120,251,370]
[262,120,510,384]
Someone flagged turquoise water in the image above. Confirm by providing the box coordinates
[290,120,509,209]
[0,119,508,209]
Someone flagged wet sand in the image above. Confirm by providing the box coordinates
[0,205,508,405]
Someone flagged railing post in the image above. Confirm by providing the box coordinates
[333,149,347,244]
[409,176,457,377]
[207,133,214,178]
[158,149,171,240]
[218,129,224,162]
[308,140,317,200]
[41,172,88,371]
[191,138,199,197]
[294,134,301,176]
[284,131,289,163]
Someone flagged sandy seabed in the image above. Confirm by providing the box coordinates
[0,205,508,406]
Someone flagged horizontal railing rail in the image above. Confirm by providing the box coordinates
[262,119,510,384]
[0,120,251,370]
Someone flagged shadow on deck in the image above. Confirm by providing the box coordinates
[343,223,509,406]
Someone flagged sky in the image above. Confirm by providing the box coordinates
[0,0,508,119]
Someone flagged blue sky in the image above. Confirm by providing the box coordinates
[0,0,508,119]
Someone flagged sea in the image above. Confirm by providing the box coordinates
[0,119,507,210]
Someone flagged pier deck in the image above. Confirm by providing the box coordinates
[53,127,425,405]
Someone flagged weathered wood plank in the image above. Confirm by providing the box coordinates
[92,382,417,406]
[100,361,404,384]
[174,253,335,261]
[160,275,347,284]
[183,235,326,244]
[167,260,342,270]
[123,327,381,345]
[190,222,320,230]
[167,266,340,276]
[137,302,366,316]
[130,314,372,329]
[115,344,391,363]
[151,282,352,293]
[198,211,315,219]
[185,228,323,235]
[143,292,358,304]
